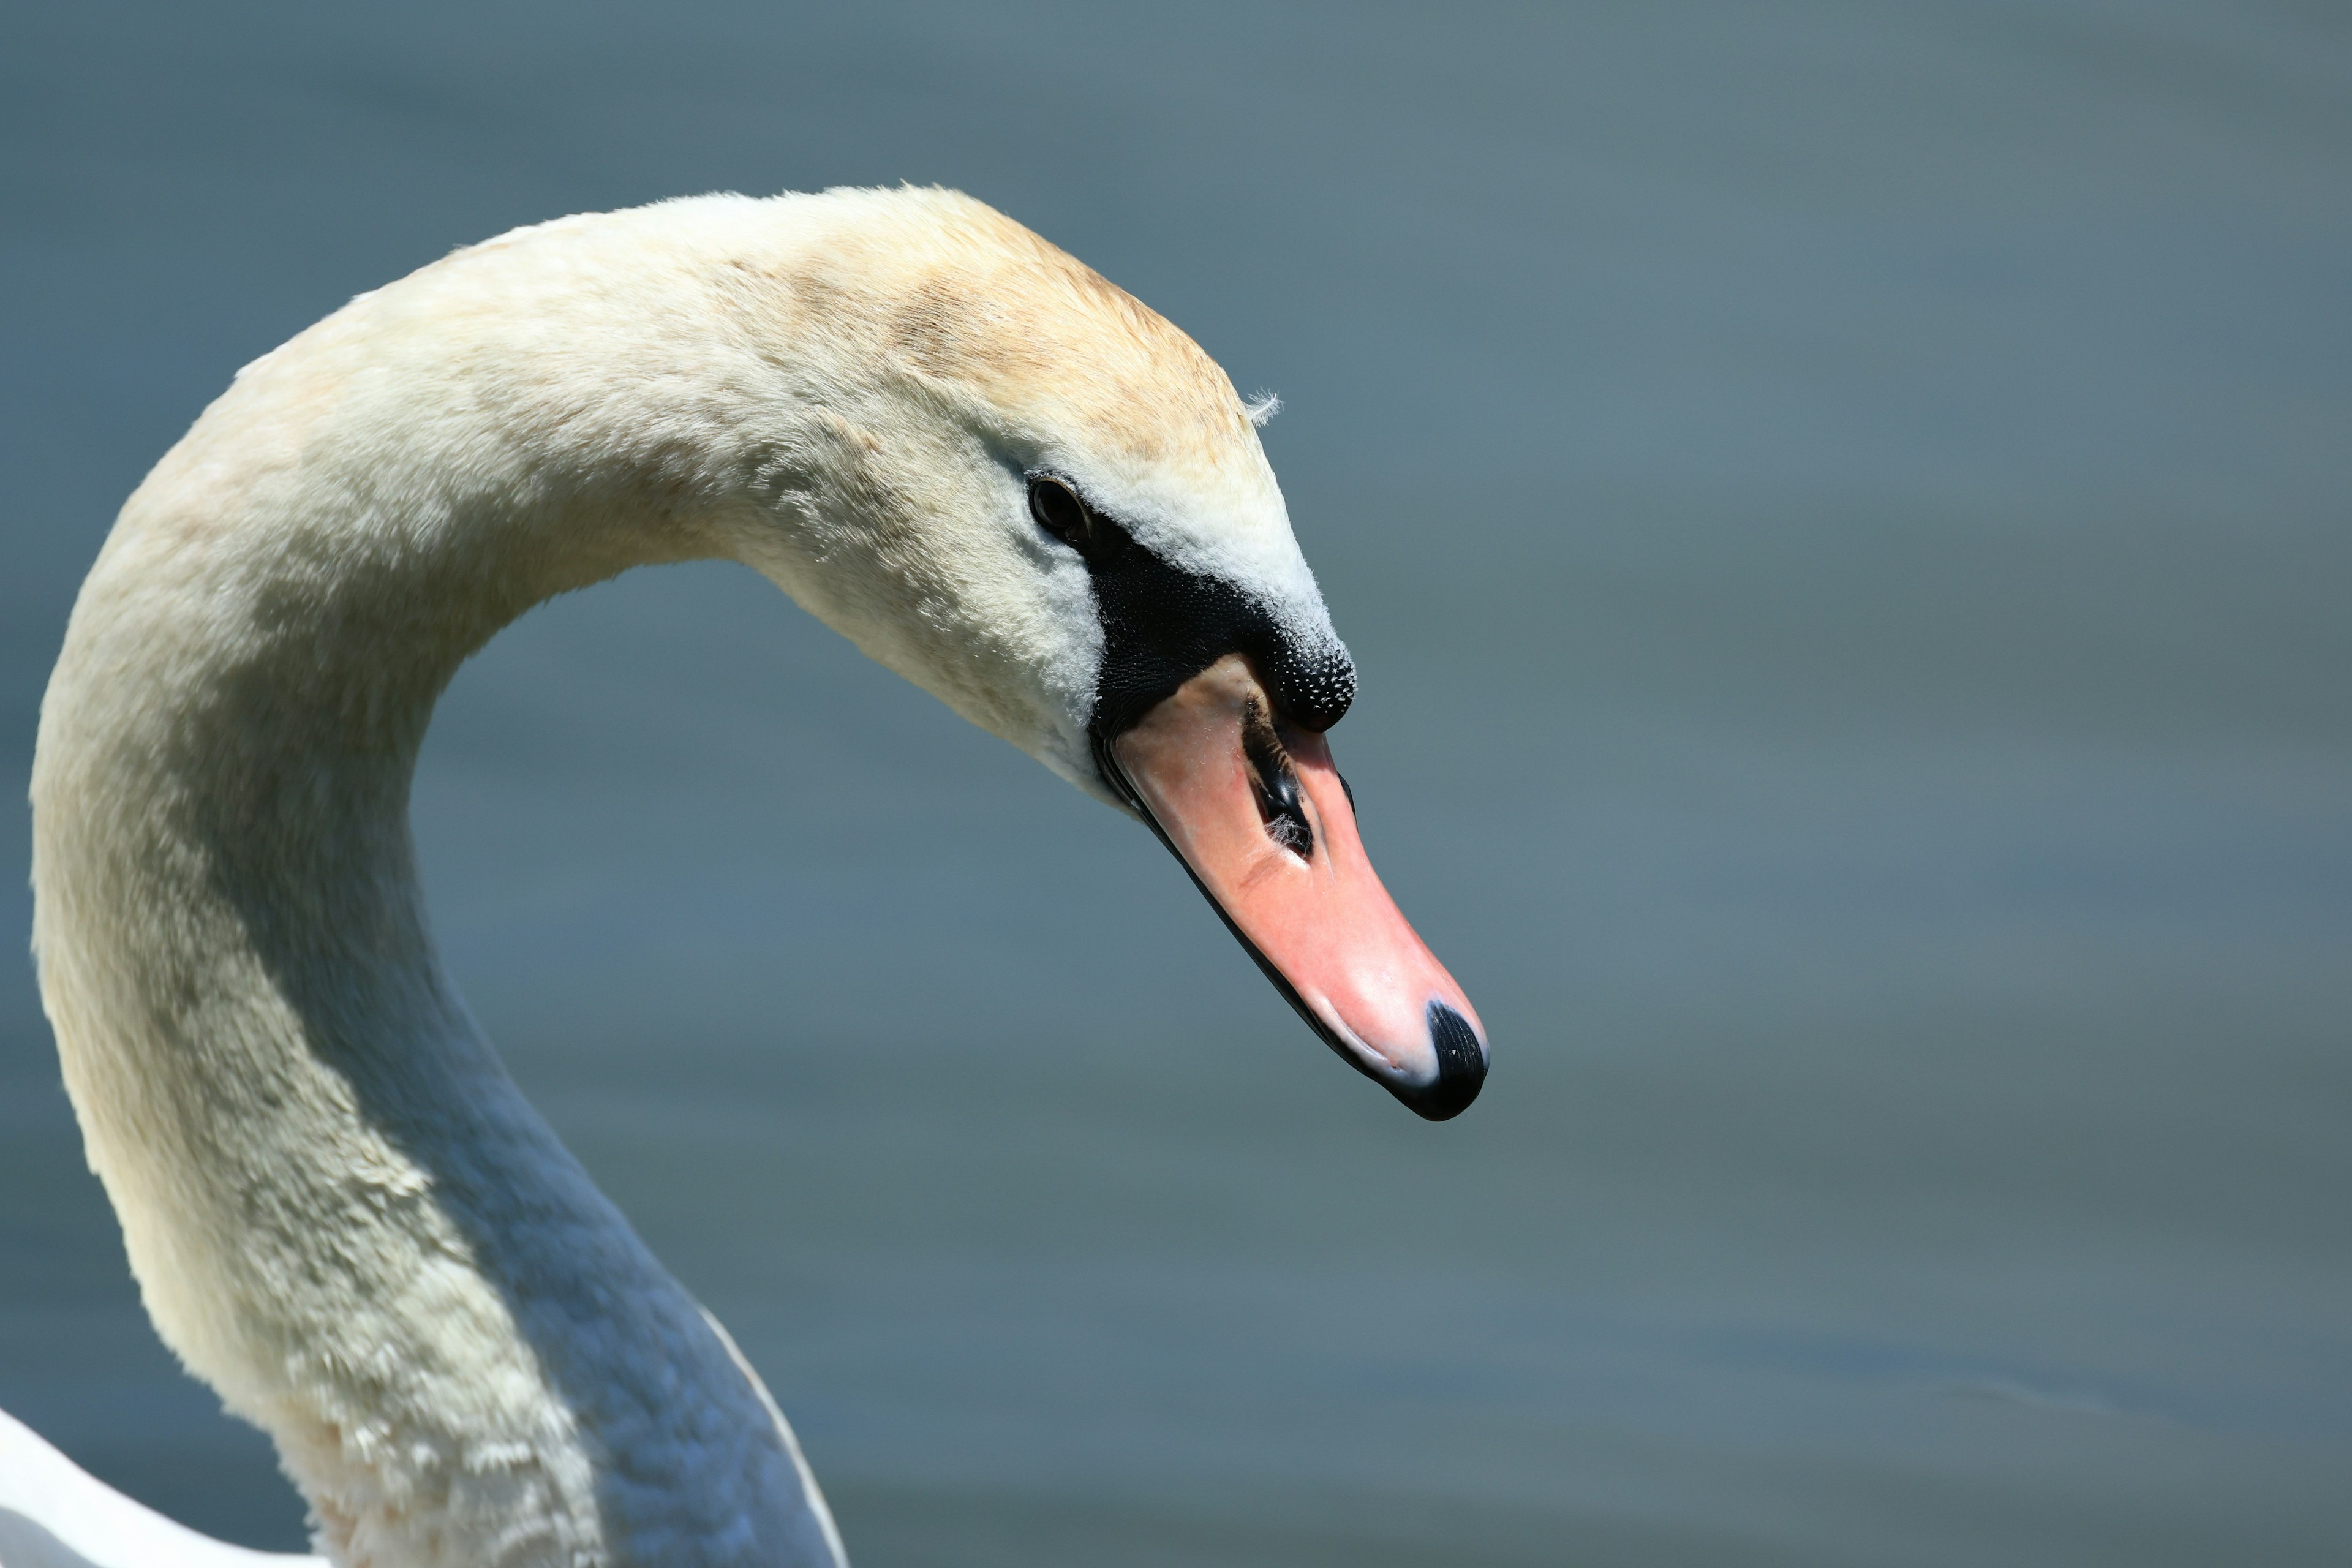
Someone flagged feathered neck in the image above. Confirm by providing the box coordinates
[31,208,843,1567]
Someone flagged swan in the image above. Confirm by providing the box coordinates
[1,187,1488,1568]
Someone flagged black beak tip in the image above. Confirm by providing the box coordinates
[1395,1001,1488,1122]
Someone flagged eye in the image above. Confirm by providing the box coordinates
[1028,475,1094,551]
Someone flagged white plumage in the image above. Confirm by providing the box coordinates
[0,187,1486,1568]
[3,187,1451,1566]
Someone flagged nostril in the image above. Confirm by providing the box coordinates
[1241,696,1314,858]
[1255,769,1313,858]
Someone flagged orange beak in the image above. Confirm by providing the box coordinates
[1106,655,1488,1119]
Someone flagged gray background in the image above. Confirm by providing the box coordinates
[2,2,2347,1564]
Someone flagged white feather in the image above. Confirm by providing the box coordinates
[9,189,1336,1567]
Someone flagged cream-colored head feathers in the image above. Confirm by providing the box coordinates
[243,185,1338,793]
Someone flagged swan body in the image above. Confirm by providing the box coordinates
[0,1408,311,1567]
[6,188,1487,1566]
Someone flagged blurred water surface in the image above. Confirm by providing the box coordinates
[2,2,2347,1564]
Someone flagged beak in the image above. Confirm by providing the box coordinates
[1102,654,1488,1120]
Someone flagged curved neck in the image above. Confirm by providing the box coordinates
[31,290,840,1566]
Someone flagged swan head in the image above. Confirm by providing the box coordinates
[708,189,1487,1119]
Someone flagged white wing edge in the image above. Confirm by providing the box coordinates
[0,1407,323,1568]
[696,1308,850,1568]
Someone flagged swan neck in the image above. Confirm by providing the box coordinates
[30,309,836,1565]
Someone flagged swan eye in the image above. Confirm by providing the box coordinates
[1028,476,1095,553]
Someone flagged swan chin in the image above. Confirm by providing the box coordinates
[1105,655,1490,1120]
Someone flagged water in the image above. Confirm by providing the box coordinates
[2,2,2347,1562]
